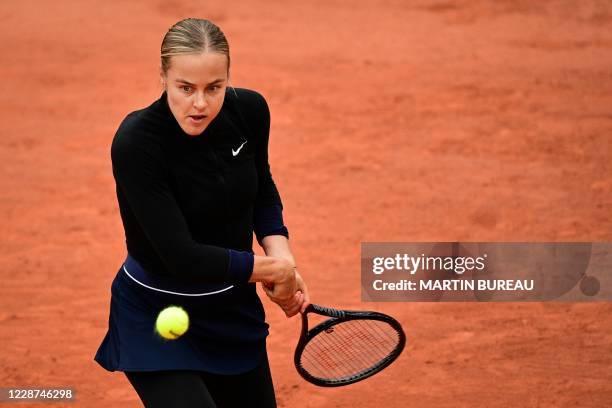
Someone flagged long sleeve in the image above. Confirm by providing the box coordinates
[233,89,290,244]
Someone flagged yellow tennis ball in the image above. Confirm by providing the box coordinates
[155,306,189,340]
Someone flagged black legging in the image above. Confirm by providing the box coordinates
[125,355,276,408]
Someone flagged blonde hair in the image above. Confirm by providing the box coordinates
[160,18,230,76]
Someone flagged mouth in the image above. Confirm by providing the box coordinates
[188,115,207,124]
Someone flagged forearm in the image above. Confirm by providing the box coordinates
[249,255,292,284]
[260,235,295,266]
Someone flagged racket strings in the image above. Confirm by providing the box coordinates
[301,321,396,379]
[302,326,370,377]
[300,319,400,380]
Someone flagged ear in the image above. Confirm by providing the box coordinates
[159,66,166,89]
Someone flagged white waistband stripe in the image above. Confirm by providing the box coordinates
[122,265,234,297]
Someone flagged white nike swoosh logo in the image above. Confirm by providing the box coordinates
[232,141,247,156]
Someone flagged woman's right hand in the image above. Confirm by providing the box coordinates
[262,258,303,317]
[251,256,303,317]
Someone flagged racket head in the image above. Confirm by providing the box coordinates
[294,304,406,387]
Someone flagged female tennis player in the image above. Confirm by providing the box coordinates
[94,18,309,407]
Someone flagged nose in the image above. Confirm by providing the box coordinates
[193,91,208,110]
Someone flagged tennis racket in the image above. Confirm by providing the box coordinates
[294,303,406,387]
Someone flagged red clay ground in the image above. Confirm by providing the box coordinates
[1,0,611,407]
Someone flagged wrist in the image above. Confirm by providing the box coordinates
[274,258,294,283]
[250,255,294,284]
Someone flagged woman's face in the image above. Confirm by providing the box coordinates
[161,52,228,136]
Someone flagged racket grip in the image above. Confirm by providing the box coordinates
[309,304,346,318]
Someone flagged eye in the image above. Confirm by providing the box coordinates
[181,85,192,93]
[208,85,219,92]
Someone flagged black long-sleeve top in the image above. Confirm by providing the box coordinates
[111,87,289,285]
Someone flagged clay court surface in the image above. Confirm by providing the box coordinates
[1,0,611,406]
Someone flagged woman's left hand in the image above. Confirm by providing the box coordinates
[263,268,310,317]
[294,269,310,314]
[259,236,310,317]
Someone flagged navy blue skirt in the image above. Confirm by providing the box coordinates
[94,255,269,375]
